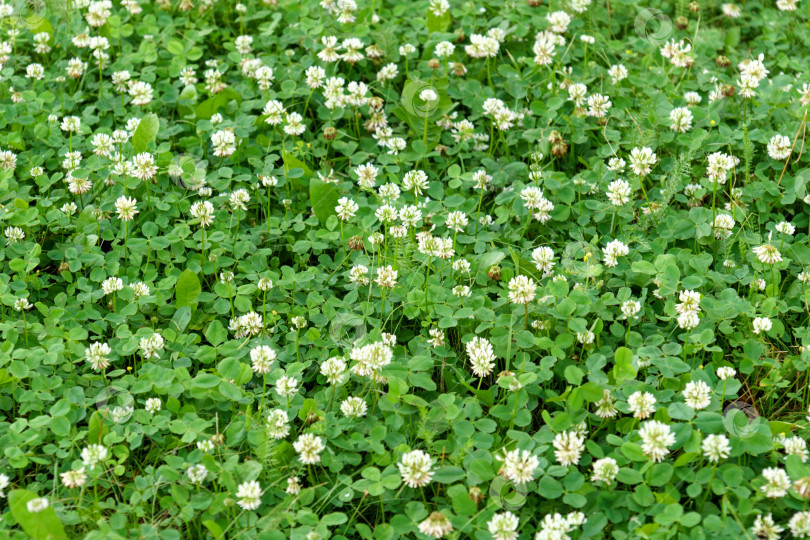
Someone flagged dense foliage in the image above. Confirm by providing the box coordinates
[2,0,810,538]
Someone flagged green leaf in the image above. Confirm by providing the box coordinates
[564,365,584,385]
[310,177,341,224]
[167,39,185,55]
[205,320,227,346]
[171,306,192,333]
[630,261,657,275]
[8,489,69,540]
[508,247,543,283]
[203,521,224,538]
[175,269,201,308]
[537,476,563,499]
[49,416,70,437]
[192,373,221,388]
[724,27,740,49]
[195,87,242,119]
[283,151,313,190]
[218,358,243,380]
[433,466,465,483]
[649,463,673,486]
[612,347,637,381]
[426,7,450,32]
[580,382,604,402]
[132,113,160,153]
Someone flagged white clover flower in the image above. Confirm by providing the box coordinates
[676,290,701,313]
[753,237,782,264]
[85,342,112,371]
[81,444,108,468]
[275,375,299,398]
[767,134,791,160]
[488,511,519,540]
[335,197,358,221]
[398,449,434,487]
[628,147,657,177]
[500,449,539,485]
[775,221,795,235]
[607,157,625,172]
[761,467,791,498]
[753,317,773,334]
[61,468,87,488]
[418,512,453,538]
[340,396,367,418]
[375,265,398,288]
[606,179,632,206]
[751,514,784,539]
[620,300,641,319]
[783,436,809,462]
[713,214,734,239]
[508,275,536,304]
[602,239,629,267]
[139,333,164,359]
[553,430,585,466]
[435,41,455,57]
[286,476,302,495]
[197,440,214,453]
[250,345,277,375]
[683,381,711,410]
[684,91,702,105]
[145,398,161,414]
[266,409,290,439]
[211,129,237,157]
[638,420,675,462]
[595,390,617,418]
[608,64,628,83]
[591,457,619,485]
[628,391,656,419]
[586,93,611,118]
[293,433,325,464]
[669,107,693,132]
[26,497,48,513]
[235,480,262,510]
[789,512,810,537]
[716,366,736,380]
[187,464,208,484]
[190,200,215,227]
[466,337,496,378]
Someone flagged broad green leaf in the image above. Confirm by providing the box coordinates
[9,489,68,540]
[309,177,340,224]
[132,113,160,153]
[175,269,201,308]
[205,320,227,346]
[612,347,637,381]
[426,7,450,32]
